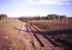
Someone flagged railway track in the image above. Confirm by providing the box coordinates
[31,24,62,47]
[26,23,64,50]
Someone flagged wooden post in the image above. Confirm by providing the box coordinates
[58,15,60,24]
[66,18,68,25]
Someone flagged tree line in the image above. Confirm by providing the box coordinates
[0,14,72,21]
[19,14,66,20]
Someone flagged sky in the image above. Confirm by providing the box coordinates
[0,0,72,17]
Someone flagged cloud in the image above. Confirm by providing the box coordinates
[26,0,34,2]
[15,0,71,6]
[29,0,70,5]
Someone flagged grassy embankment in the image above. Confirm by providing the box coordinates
[0,19,33,50]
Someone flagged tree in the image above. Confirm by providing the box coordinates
[0,14,8,22]
[46,14,57,20]
[0,14,7,19]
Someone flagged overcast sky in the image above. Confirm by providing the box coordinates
[0,0,72,17]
